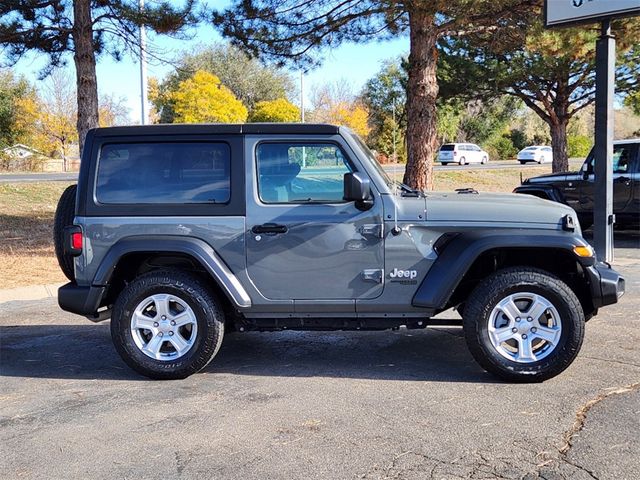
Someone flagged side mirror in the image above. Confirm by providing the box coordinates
[581,162,593,180]
[344,172,373,210]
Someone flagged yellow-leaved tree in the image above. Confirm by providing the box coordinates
[330,103,370,138]
[249,98,300,122]
[170,70,248,123]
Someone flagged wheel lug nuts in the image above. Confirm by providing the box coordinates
[169,331,174,336]
[512,328,518,333]
[153,322,159,327]
[170,321,176,326]
[522,334,528,339]
[531,327,537,333]
[516,317,521,322]
[158,332,163,337]
[527,317,533,322]
[161,316,166,320]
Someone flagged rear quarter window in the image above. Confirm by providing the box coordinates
[440,144,455,151]
[96,142,231,204]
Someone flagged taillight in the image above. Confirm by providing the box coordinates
[71,232,83,250]
[64,225,83,256]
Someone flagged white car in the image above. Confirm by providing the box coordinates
[517,146,553,164]
[438,143,489,165]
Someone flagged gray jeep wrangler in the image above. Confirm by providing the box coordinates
[55,124,624,382]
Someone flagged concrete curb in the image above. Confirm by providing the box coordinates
[0,283,64,304]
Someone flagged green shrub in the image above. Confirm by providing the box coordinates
[508,129,528,151]
[567,135,592,158]
[488,136,517,160]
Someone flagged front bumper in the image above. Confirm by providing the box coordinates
[58,283,106,317]
[586,262,625,309]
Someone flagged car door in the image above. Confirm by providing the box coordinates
[579,143,637,214]
[469,144,478,163]
[245,136,385,303]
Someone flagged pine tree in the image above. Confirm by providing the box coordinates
[1,1,198,155]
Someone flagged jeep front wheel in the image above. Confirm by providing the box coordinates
[463,268,585,382]
[110,270,224,380]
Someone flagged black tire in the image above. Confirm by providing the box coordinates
[459,156,466,165]
[519,160,526,165]
[53,184,77,281]
[110,270,225,380]
[481,156,488,164]
[463,267,585,383]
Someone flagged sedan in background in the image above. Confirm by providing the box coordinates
[438,143,489,165]
[517,145,553,164]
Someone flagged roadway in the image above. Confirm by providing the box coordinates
[0,159,583,184]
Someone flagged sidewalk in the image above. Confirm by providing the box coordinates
[0,283,64,304]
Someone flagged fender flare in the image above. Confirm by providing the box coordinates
[412,229,594,310]
[93,235,251,309]
[513,184,564,203]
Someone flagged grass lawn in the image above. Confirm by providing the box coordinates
[0,166,551,289]
[0,182,73,289]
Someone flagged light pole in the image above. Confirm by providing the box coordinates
[300,70,305,123]
[139,0,148,125]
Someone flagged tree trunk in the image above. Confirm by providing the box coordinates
[403,8,438,191]
[550,120,570,173]
[72,0,99,159]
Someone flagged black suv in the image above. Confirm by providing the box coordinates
[514,139,639,230]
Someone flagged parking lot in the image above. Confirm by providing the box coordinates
[1,232,638,480]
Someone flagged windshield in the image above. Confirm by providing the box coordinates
[347,130,394,188]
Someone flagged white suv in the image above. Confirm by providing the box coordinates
[439,143,489,165]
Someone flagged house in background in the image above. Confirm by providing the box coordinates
[0,143,79,172]
[1,144,43,160]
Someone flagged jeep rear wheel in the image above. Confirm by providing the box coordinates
[463,268,585,382]
[110,270,224,380]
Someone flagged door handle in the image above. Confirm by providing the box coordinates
[614,177,631,186]
[252,223,288,234]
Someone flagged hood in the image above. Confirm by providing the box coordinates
[422,191,575,226]
[525,171,579,183]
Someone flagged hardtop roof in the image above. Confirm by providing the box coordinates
[91,123,340,137]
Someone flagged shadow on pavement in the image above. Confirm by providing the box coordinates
[0,323,495,383]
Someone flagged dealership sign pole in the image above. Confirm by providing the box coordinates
[545,0,640,263]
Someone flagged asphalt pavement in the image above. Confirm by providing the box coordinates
[1,231,638,479]
[0,159,584,184]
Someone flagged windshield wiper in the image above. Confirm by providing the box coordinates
[289,198,329,204]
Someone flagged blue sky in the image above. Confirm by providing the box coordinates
[10,20,409,124]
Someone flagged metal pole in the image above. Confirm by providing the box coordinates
[593,20,615,263]
[392,102,397,163]
[300,70,305,123]
[139,0,148,125]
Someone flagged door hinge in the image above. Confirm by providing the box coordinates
[361,269,383,283]
[359,224,383,238]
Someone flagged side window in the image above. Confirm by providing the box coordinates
[256,143,353,203]
[582,145,636,174]
[612,145,632,174]
[96,142,231,204]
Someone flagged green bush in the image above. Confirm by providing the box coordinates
[508,129,528,151]
[488,135,517,160]
[567,135,592,158]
